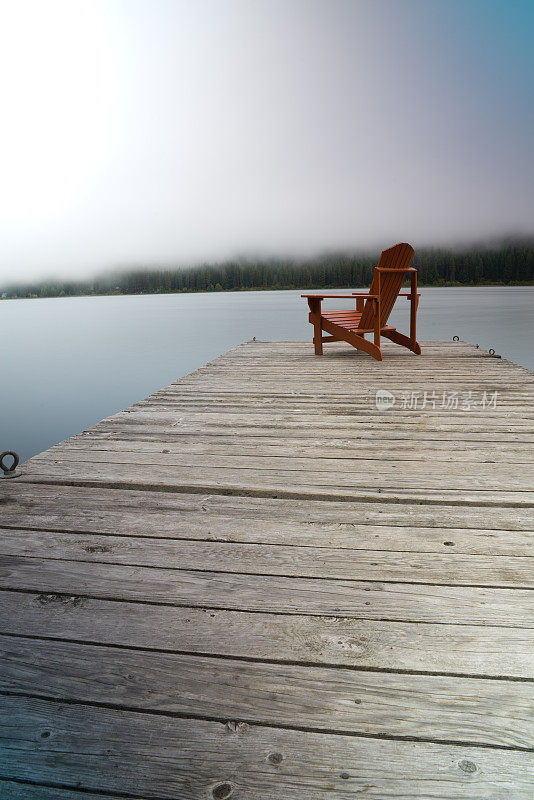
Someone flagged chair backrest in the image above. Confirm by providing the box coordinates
[359,243,415,329]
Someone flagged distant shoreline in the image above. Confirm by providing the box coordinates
[3,240,533,299]
[2,281,534,300]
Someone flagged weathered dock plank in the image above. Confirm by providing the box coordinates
[1,340,533,799]
[2,555,533,625]
[3,697,534,799]
[2,636,531,748]
[3,527,534,586]
[1,591,532,678]
[3,484,534,549]
[0,589,532,677]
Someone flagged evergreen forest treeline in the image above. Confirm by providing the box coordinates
[3,240,534,299]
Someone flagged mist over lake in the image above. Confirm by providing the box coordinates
[2,286,533,462]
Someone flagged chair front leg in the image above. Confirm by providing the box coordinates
[308,297,323,355]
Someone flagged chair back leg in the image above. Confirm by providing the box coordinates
[410,270,418,350]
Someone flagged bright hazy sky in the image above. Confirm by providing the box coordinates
[1,0,533,282]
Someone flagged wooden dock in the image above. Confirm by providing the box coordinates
[1,339,533,799]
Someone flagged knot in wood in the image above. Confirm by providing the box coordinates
[458,759,477,774]
[224,720,247,734]
[212,782,234,799]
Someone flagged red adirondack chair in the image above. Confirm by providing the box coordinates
[302,243,421,361]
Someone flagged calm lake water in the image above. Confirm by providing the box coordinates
[1,287,533,462]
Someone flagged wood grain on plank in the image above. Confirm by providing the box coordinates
[15,461,534,502]
[1,556,533,627]
[80,421,534,443]
[42,436,534,464]
[2,696,533,799]
[1,591,530,677]
[2,636,532,749]
[3,484,534,544]
[28,449,534,489]
[2,528,533,587]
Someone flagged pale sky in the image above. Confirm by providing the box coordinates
[1,0,533,282]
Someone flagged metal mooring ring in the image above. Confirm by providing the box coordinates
[489,348,495,356]
[0,451,22,479]
[452,336,459,341]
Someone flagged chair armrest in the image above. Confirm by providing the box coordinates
[301,294,375,299]
[377,267,418,272]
